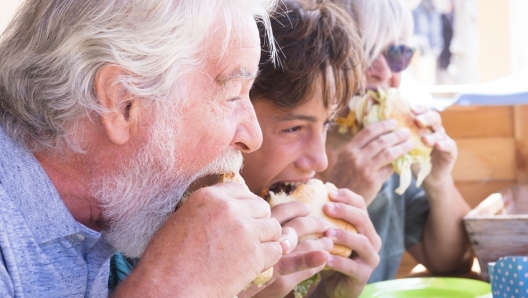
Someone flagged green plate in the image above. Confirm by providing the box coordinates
[359,277,492,298]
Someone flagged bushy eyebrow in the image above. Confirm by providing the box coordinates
[273,114,318,122]
[215,67,259,86]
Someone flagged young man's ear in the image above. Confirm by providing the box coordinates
[95,65,140,145]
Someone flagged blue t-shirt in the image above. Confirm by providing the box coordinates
[0,125,116,297]
[367,174,430,283]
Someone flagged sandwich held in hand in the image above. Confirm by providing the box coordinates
[218,172,274,289]
[266,179,357,258]
[265,179,357,298]
[338,88,433,194]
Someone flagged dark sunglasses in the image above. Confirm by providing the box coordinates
[381,45,415,72]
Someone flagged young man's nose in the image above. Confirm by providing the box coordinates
[296,132,329,173]
[231,98,263,153]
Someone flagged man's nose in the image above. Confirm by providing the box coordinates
[368,53,394,83]
[231,98,263,153]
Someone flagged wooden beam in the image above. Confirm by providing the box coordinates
[514,105,528,183]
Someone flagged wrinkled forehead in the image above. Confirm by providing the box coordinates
[205,7,260,64]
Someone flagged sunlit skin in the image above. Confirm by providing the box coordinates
[96,12,289,297]
[367,52,403,89]
[238,88,381,298]
[319,42,473,276]
[241,95,332,195]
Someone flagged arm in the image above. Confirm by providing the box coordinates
[310,189,382,298]
[317,119,413,205]
[113,181,284,298]
[407,107,472,273]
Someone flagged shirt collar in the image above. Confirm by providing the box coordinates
[0,125,84,244]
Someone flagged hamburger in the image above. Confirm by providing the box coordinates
[266,179,357,258]
[264,179,357,298]
[337,88,433,194]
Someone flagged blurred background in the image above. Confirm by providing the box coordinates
[406,0,528,86]
[2,0,527,86]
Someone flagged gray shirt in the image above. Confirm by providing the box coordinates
[367,174,430,283]
[0,125,116,297]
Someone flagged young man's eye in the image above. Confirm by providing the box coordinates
[324,119,336,130]
[282,126,302,133]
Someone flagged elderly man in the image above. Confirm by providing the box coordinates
[0,0,302,297]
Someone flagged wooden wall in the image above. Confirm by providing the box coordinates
[443,105,528,208]
[396,104,528,278]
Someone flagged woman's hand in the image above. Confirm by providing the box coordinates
[320,119,412,204]
[412,106,458,189]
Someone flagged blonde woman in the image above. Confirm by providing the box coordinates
[318,0,473,283]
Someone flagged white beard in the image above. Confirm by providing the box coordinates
[93,114,243,258]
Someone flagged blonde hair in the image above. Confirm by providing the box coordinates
[330,0,414,64]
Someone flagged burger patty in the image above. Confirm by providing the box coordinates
[263,182,304,201]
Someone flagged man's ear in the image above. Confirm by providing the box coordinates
[95,65,140,145]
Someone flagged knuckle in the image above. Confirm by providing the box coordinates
[356,208,370,222]
[282,226,295,236]
[356,234,371,252]
[260,201,272,217]
[357,167,370,179]
[376,135,390,148]
[192,187,215,203]
[384,147,400,160]
[345,149,361,165]
[345,189,366,207]
[362,125,377,135]
[272,218,282,234]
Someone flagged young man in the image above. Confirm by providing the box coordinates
[320,0,473,282]
[237,1,381,297]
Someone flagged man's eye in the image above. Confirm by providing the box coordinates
[228,96,241,102]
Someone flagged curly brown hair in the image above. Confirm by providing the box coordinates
[250,0,366,111]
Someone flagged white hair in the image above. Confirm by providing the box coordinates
[96,103,243,257]
[0,0,277,152]
[330,0,414,64]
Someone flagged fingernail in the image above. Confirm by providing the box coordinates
[281,239,292,254]
[322,237,334,249]
[327,254,335,266]
[329,190,339,199]
[326,228,336,239]
[326,202,336,213]
[388,119,397,127]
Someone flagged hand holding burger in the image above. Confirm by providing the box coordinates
[267,179,357,258]
[338,88,433,194]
